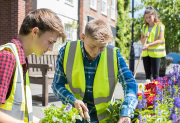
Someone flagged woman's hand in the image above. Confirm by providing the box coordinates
[118,116,131,123]
[145,32,150,38]
[142,44,150,50]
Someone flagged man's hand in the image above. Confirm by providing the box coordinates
[118,116,131,123]
[74,100,89,119]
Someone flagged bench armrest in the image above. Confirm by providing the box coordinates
[28,64,53,76]
[28,64,52,69]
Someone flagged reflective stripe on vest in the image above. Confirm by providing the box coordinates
[0,43,33,123]
[94,45,117,122]
[94,45,116,105]
[65,41,85,100]
[147,41,165,44]
[142,23,166,58]
[25,71,33,122]
[63,40,118,122]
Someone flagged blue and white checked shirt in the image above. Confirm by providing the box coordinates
[51,41,138,122]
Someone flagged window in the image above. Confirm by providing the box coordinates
[66,0,73,4]
[111,38,115,46]
[111,0,115,19]
[102,0,107,15]
[65,25,72,42]
[90,0,97,10]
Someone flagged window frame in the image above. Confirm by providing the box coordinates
[111,0,115,20]
[102,0,107,15]
[65,0,73,6]
[90,0,97,10]
[65,24,73,42]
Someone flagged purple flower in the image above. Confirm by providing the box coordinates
[153,97,157,105]
[176,64,179,70]
[137,100,143,109]
[143,117,146,122]
[65,106,71,111]
[156,110,161,116]
[65,103,72,111]
[170,113,178,123]
[142,98,147,108]
[153,97,158,112]
[155,86,159,93]
[156,89,163,101]
[138,114,142,123]
[142,91,146,99]
[169,108,172,112]
[167,85,171,92]
[51,103,56,106]
[174,96,180,109]
[169,106,177,123]
[172,86,176,97]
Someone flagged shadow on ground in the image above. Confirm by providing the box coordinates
[134,72,146,83]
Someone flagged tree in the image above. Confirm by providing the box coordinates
[134,0,180,53]
[116,0,132,63]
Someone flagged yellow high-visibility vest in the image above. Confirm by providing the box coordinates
[0,43,33,123]
[142,23,166,58]
[63,40,118,122]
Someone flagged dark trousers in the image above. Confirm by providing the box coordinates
[143,56,161,80]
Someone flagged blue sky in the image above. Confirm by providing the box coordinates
[129,0,145,18]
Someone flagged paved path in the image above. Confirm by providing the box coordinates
[31,59,175,119]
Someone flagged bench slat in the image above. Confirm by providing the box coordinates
[47,55,51,71]
[51,55,55,71]
[36,56,40,72]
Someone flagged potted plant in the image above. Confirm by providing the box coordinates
[159,56,173,77]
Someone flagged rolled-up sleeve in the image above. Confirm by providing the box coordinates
[117,50,138,118]
[51,45,77,106]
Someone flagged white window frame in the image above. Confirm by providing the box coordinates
[111,0,115,20]
[102,0,107,15]
[110,38,115,46]
[65,0,73,6]
[90,0,97,10]
[65,24,73,42]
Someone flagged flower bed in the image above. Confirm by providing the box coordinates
[39,65,180,123]
[134,65,180,123]
[102,65,180,123]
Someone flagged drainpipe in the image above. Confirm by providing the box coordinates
[129,0,135,74]
[77,0,80,40]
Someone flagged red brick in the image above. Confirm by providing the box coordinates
[0,0,34,45]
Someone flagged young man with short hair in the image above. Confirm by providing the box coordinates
[52,19,138,123]
[0,8,66,123]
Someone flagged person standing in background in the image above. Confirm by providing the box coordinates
[141,6,166,80]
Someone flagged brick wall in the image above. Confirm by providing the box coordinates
[0,0,34,45]
[0,0,14,45]
[78,0,117,38]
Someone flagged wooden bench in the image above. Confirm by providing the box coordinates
[28,51,58,106]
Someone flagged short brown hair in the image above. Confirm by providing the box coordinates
[19,8,66,43]
[85,19,113,42]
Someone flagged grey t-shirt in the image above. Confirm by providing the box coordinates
[141,25,164,33]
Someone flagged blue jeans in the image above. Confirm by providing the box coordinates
[76,107,98,123]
